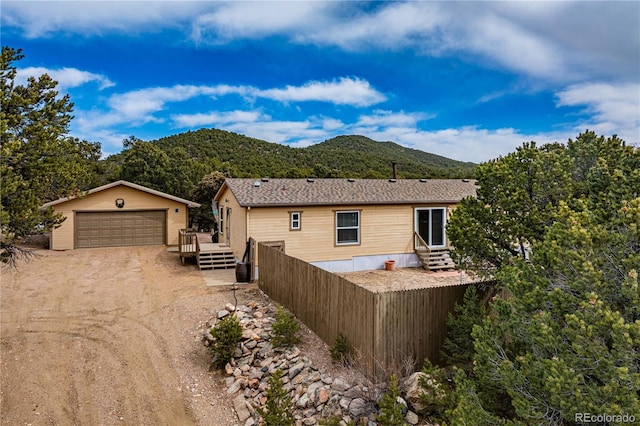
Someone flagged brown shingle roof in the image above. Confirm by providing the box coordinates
[221,178,477,207]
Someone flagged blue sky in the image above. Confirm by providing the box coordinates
[2,1,639,162]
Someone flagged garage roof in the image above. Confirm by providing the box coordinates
[217,178,477,207]
[41,180,201,209]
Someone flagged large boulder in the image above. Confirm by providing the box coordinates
[403,371,449,416]
[403,372,428,412]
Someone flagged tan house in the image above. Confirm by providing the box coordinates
[214,178,476,273]
[41,180,200,250]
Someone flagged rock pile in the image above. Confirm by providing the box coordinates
[203,301,422,426]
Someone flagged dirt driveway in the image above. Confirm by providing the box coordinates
[1,245,252,426]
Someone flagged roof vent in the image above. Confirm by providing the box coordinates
[347,178,355,182]
[253,181,261,187]
[307,178,314,183]
[420,178,427,182]
[261,177,269,182]
[389,178,397,183]
[462,179,470,182]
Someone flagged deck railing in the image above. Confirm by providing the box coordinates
[178,229,199,260]
[414,231,431,255]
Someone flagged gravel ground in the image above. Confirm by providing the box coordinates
[0,237,369,426]
[1,240,246,426]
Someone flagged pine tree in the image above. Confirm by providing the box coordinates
[441,285,486,369]
[330,332,350,365]
[447,141,572,278]
[258,369,294,426]
[1,46,102,266]
[376,374,406,426]
[472,202,640,423]
[446,132,640,423]
[209,315,242,368]
[270,305,301,348]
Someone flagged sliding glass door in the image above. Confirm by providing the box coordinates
[415,208,446,248]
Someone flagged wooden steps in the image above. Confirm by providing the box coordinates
[197,248,236,270]
[416,247,456,271]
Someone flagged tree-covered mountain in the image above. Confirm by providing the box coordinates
[106,128,475,183]
[304,135,476,177]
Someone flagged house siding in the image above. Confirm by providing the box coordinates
[49,186,189,250]
[245,202,458,264]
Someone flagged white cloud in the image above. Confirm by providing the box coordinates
[319,117,344,131]
[256,77,386,106]
[1,1,207,38]
[191,2,332,44]
[556,83,640,144]
[108,85,209,119]
[456,12,563,79]
[355,110,435,128]
[171,110,266,128]
[104,78,383,123]
[489,2,640,80]
[356,126,569,164]
[15,66,114,92]
[188,2,639,82]
[302,2,444,51]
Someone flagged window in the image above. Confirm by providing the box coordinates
[219,207,224,234]
[290,212,301,231]
[336,211,360,245]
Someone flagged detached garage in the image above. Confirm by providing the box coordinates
[41,181,201,250]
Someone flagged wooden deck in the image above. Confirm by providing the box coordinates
[197,242,230,252]
[179,230,236,270]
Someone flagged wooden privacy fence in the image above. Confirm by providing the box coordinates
[258,243,470,376]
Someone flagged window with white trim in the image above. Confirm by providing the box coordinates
[290,212,301,231]
[336,211,360,245]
